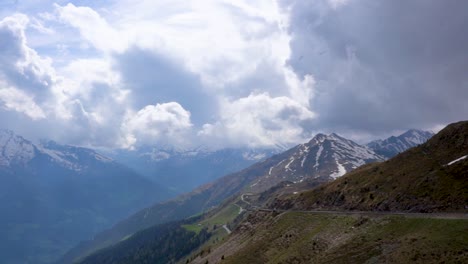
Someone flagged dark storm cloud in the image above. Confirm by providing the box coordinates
[114,48,217,125]
[284,0,468,133]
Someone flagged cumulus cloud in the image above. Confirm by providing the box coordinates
[0,13,129,147]
[2,0,463,149]
[283,0,468,135]
[0,14,55,103]
[55,3,126,52]
[121,102,193,149]
[114,48,215,125]
[199,93,315,148]
[106,0,291,88]
[48,1,316,148]
[0,84,45,120]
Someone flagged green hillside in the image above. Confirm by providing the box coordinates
[195,211,468,264]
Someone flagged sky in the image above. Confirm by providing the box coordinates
[0,0,466,150]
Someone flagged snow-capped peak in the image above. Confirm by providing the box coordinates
[249,132,384,192]
[137,145,214,161]
[0,129,36,166]
[400,129,434,146]
[0,130,113,171]
[311,133,328,144]
[367,129,434,158]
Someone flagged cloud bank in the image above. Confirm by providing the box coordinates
[284,0,468,135]
[0,0,466,149]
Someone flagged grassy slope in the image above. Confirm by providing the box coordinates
[179,197,247,263]
[196,211,468,264]
[182,203,240,234]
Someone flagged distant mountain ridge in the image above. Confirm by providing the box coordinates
[0,129,171,264]
[0,129,113,171]
[367,129,434,158]
[111,145,285,193]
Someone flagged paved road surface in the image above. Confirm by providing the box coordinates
[240,193,253,205]
[255,208,468,220]
[240,193,468,220]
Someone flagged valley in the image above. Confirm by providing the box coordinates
[0,123,463,264]
[62,130,396,263]
[74,121,467,264]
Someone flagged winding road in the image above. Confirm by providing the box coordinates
[221,193,467,238]
[255,208,468,220]
[240,193,468,220]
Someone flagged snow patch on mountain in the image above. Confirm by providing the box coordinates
[242,152,266,161]
[330,160,346,179]
[447,155,467,166]
[314,145,323,168]
[300,145,309,167]
[37,146,83,171]
[285,157,295,172]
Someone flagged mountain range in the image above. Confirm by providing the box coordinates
[111,146,283,193]
[367,129,434,158]
[277,122,467,213]
[0,127,435,263]
[189,121,467,264]
[0,130,171,264]
[77,121,463,264]
[61,128,433,263]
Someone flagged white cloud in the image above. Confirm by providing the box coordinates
[57,58,122,100]
[48,1,318,148]
[0,1,317,149]
[199,93,315,148]
[52,1,296,92]
[0,13,56,102]
[55,3,126,52]
[0,13,131,147]
[121,102,193,149]
[0,85,45,120]
[55,1,283,82]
